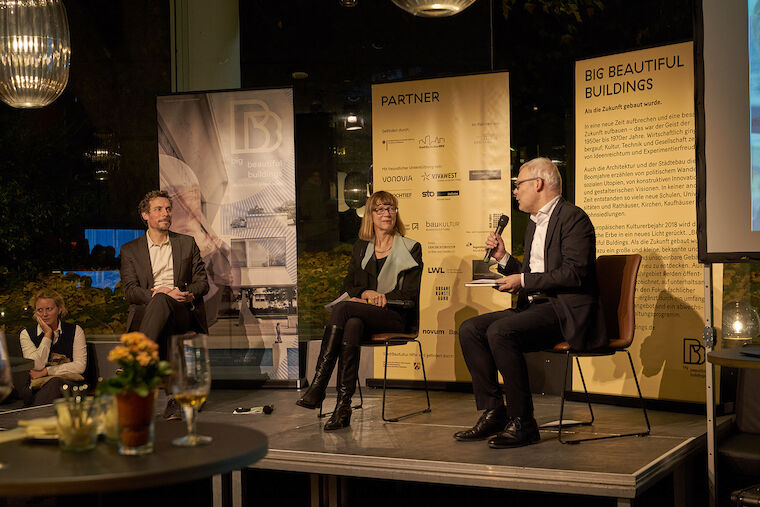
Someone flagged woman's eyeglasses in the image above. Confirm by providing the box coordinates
[372,206,397,215]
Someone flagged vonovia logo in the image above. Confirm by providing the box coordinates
[683,338,705,365]
[382,175,413,183]
[232,99,283,154]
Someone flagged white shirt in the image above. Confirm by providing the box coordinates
[19,322,87,376]
[527,195,561,275]
[147,232,175,289]
[499,195,561,286]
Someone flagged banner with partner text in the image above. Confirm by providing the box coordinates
[575,42,715,402]
[157,88,298,382]
[371,73,511,381]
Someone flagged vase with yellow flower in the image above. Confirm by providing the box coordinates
[97,332,172,455]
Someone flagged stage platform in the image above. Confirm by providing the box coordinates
[0,388,714,507]
[201,387,711,507]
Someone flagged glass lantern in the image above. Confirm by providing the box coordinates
[722,301,760,348]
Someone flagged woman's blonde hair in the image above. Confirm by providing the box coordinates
[29,289,67,318]
[358,191,406,241]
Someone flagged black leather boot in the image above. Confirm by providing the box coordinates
[324,342,359,431]
[296,326,343,409]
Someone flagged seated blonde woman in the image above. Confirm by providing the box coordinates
[18,289,87,406]
[296,191,423,430]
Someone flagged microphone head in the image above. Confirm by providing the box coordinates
[497,214,509,228]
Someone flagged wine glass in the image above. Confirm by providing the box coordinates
[0,330,13,469]
[169,333,212,447]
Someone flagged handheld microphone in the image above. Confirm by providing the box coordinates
[386,300,415,309]
[483,214,510,262]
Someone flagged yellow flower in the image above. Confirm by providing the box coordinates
[119,332,160,357]
[108,346,131,363]
[120,332,145,347]
[136,352,152,367]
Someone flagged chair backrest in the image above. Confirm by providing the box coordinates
[596,254,642,349]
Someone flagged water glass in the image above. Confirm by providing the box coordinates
[55,397,98,451]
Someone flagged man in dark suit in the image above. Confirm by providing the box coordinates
[455,157,606,448]
[120,190,209,418]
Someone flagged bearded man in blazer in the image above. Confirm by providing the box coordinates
[455,157,607,448]
[120,190,209,376]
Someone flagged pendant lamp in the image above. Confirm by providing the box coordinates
[391,0,476,17]
[0,0,71,108]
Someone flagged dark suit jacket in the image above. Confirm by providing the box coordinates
[120,231,210,333]
[499,197,607,351]
[343,237,423,332]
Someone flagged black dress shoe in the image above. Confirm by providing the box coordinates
[163,396,183,421]
[453,406,507,441]
[488,416,540,448]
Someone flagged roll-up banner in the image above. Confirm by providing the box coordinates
[575,42,720,402]
[372,72,511,381]
[157,88,299,382]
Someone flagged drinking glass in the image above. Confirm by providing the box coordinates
[0,330,12,469]
[169,333,212,447]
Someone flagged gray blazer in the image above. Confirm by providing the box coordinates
[120,231,209,333]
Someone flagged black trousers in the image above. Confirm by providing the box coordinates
[135,293,192,360]
[459,301,563,418]
[328,301,406,346]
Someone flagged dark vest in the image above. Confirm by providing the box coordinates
[26,321,76,360]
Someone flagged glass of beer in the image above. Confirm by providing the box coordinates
[169,333,212,447]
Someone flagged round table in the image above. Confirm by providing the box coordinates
[0,422,268,496]
[707,346,760,369]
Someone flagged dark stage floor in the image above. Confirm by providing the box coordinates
[206,387,709,506]
[0,387,713,506]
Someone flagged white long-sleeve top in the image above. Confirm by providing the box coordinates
[19,322,87,376]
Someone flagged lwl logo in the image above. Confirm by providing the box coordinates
[683,338,705,365]
[428,267,445,274]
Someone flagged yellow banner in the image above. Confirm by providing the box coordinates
[371,73,511,381]
[575,42,711,402]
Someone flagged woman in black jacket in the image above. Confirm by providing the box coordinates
[296,191,423,430]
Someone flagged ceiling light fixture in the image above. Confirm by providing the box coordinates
[391,0,476,17]
[0,0,71,108]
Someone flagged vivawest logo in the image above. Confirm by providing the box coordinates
[422,171,458,181]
